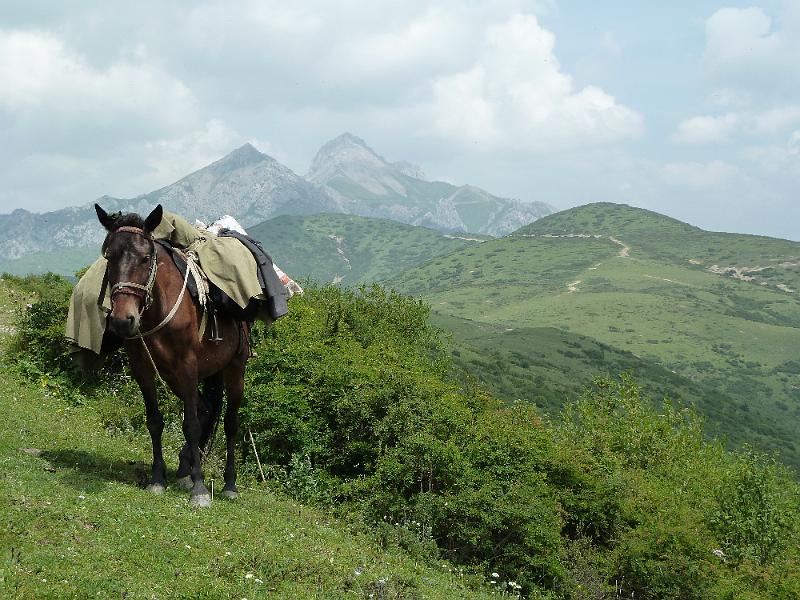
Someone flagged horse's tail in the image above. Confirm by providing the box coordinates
[199,371,225,458]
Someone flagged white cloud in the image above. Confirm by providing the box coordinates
[673,107,800,144]
[703,7,800,98]
[660,160,739,190]
[0,30,199,150]
[673,113,739,144]
[430,14,643,150]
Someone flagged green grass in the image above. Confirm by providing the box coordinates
[389,204,800,470]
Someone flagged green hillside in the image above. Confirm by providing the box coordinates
[250,213,486,285]
[390,204,800,469]
[0,246,99,277]
[0,214,485,281]
[518,202,800,292]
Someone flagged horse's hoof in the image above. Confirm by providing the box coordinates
[175,475,193,491]
[190,493,212,508]
[222,489,239,500]
[146,483,165,495]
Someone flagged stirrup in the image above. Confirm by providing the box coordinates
[210,312,224,343]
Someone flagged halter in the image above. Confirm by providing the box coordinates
[104,226,158,315]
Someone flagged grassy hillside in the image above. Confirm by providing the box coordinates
[389,205,800,469]
[4,274,799,599]
[250,213,486,285]
[518,202,800,292]
[0,278,497,600]
[0,214,485,281]
[0,247,99,278]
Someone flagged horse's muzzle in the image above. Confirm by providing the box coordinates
[108,314,140,338]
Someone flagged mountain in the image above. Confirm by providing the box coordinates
[0,143,337,264]
[387,203,800,469]
[0,137,551,270]
[249,213,485,285]
[307,133,554,236]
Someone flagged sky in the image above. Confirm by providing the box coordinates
[0,1,798,240]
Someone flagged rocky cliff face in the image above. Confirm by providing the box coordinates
[307,133,555,236]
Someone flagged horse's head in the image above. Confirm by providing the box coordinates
[96,204,163,338]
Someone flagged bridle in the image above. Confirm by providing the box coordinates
[103,226,158,316]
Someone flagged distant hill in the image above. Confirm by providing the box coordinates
[517,202,800,293]
[308,133,554,236]
[389,203,800,469]
[249,213,486,285]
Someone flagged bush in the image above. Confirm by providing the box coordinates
[242,284,567,591]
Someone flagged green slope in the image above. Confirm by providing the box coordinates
[517,202,800,292]
[0,246,100,277]
[390,204,800,469]
[250,213,486,285]
[0,214,486,282]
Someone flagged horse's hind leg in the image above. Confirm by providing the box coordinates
[221,358,246,499]
[170,369,212,507]
[176,374,224,491]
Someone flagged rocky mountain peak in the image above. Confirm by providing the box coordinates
[208,142,270,174]
[308,133,388,180]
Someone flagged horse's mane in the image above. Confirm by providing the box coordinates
[109,212,145,231]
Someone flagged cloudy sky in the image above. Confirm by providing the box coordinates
[1,1,798,240]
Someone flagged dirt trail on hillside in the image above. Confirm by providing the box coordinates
[609,236,630,257]
[328,234,352,284]
[518,233,631,257]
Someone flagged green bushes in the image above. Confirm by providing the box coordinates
[5,272,74,372]
[556,375,800,599]
[243,285,567,591]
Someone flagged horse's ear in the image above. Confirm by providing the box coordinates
[143,205,163,235]
[95,204,115,231]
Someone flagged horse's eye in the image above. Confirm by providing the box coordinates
[142,254,151,263]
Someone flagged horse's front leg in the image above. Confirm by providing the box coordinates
[131,363,167,494]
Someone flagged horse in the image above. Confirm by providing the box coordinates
[95,203,248,507]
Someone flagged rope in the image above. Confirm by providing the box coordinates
[245,429,266,482]
[135,257,191,338]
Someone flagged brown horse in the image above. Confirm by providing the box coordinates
[95,203,248,507]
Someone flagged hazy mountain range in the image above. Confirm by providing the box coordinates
[0,134,554,265]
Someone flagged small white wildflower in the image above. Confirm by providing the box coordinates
[245,573,254,579]
[254,578,263,584]
[491,572,499,579]
[78,495,85,500]
[185,545,191,549]
[712,548,726,559]
[354,567,363,577]
[225,551,232,556]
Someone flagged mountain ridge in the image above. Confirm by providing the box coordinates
[308,132,555,236]
[0,135,553,264]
